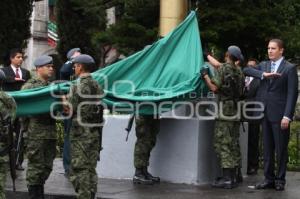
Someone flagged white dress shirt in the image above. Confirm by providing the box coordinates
[10,65,22,79]
[271,56,284,73]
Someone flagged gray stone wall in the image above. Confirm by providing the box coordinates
[97,113,248,185]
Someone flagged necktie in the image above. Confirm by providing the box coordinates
[271,62,276,73]
[15,68,20,78]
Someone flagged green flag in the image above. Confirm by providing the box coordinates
[9,11,207,116]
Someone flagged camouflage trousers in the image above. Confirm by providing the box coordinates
[0,155,7,199]
[214,121,241,168]
[69,127,100,199]
[26,139,56,185]
[134,116,160,169]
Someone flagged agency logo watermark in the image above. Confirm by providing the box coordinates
[50,75,265,127]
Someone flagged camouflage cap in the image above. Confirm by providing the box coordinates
[0,70,6,81]
[67,48,81,60]
[34,55,53,67]
[228,45,244,62]
[72,54,95,64]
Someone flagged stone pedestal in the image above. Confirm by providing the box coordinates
[97,114,248,184]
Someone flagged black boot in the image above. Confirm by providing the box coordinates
[133,168,154,185]
[212,168,237,189]
[91,192,95,199]
[230,168,238,188]
[143,167,160,183]
[28,185,44,199]
[236,167,243,183]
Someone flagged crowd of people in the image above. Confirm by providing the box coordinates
[0,47,162,199]
[0,37,298,199]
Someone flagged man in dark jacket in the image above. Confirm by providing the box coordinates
[1,48,31,170]
[244,39,298,191]
[244,58,261,175]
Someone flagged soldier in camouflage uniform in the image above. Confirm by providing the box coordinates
[63,54,103,199]
[22,55,56,198]
[0,70,17,199]
[133,115,160,185]
[60,48,81,177]
[202,46,245,189]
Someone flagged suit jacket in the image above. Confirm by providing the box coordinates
[243,59,298,122]
[1,66,31,91]
[60,61,73,80]
[245,78,260,99]
[243,77,261,122]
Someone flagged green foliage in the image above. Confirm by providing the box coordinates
[288,121,300,170]
[92,0,159,56]
[0,0,33,65]
[197,0,300,63]
[56,0,107,65]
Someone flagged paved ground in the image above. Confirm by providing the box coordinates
[5,159,300,199]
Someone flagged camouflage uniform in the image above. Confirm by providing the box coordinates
[67,75,103,199]
[22,77,57,187]
[134,115,160,169]
[212,63,244,169]
[0,92,16,199]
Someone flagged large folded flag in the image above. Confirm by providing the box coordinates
[9,11,207,116]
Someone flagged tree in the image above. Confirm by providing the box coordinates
[92,0,160,60]
[0,0,33,65]
[196,0,300,63]
[56,0,107,66]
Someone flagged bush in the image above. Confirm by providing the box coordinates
[56,0,107,65]
[0,0,33,65]
[287,121,300,170]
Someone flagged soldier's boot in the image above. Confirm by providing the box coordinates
[28,185,43,199]
[212,176,224,185]
[143,167,160,183]
[91,192,95,199]
[211,168,238,189]
[236,167,243,183]
[133,168,154,185]
[211,169,229,187]
[229,168,238,188]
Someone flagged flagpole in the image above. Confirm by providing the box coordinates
[159,0,188,37]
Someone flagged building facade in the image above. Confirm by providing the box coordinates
[24,0,56,70]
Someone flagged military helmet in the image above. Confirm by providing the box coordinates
[228,45,244,62]
[34,55,53,67]
[67,48,81,60]
[72,54,95,65]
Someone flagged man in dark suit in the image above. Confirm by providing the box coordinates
[243,39,298,191]
[244,58,261,175]
[2,49,31,91]
[1,48,31,170]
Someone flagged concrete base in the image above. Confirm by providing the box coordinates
[98,115,248,185]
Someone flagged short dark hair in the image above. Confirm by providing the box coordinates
[269,38,284,49]
[228,54,239,62]
[81,63,95,72]
[247,58,258,64]
[9,48,23,59]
